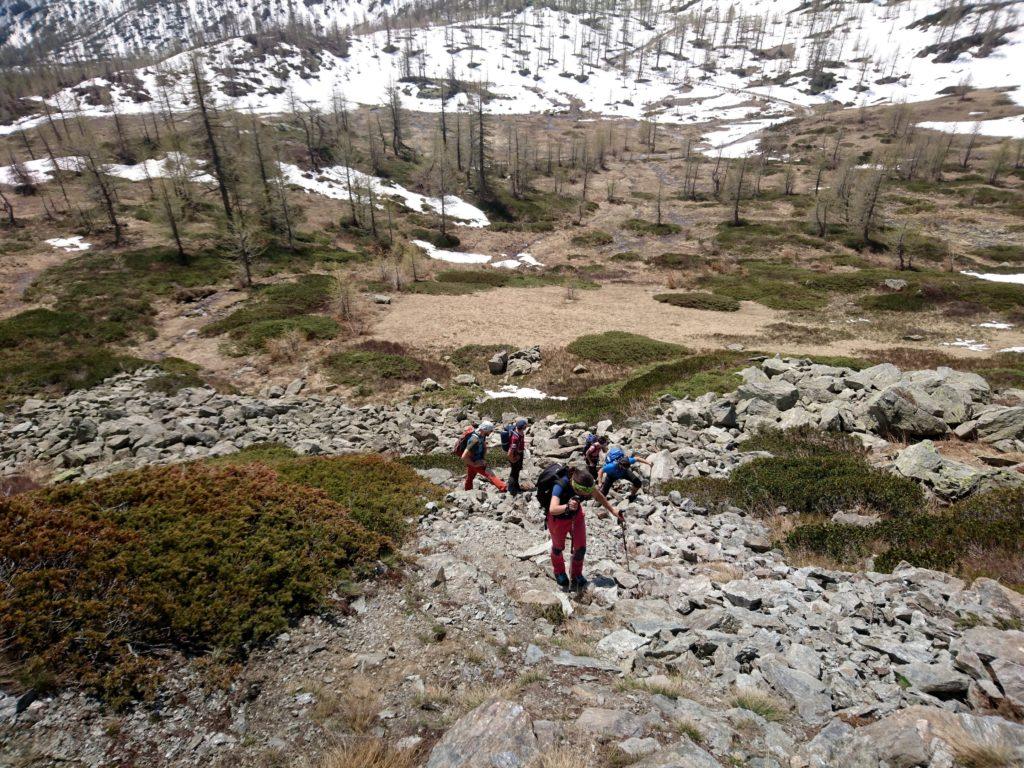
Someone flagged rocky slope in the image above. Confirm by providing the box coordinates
[2,356,1024,766]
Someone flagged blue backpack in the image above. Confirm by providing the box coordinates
[499,423,516,451]
[607,447,626,464]
[584,432,598,448]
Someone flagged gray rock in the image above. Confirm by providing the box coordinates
[831,510,880,527]
[976,406,1024,443]
[896,663,970,697]
[372,294,392,304]
[894,440,983,500]
[488,351,509,375]
[759,659,832,723]
[617,737,659,757]
[736,380,799,411]
[884,278,908,291]
[575,708,645,739]
[454,374,477,386]
[866,386,950,438]
[426,699,539,768]
[421,378,443,391]
[720,580,766,611]
[596,629,650,660]
[631,740,722,768]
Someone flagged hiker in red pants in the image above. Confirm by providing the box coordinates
[461,421,507,492]
[547,468,621,591]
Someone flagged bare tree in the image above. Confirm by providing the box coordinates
[987,140,1010,185]
[852,169,885,246]
[961,122,981,169]
[725,156,748,227]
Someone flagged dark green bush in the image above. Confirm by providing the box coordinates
[649,252,701,269]
[622,218,681,236]
[654,292,740,312]
[570,230,614,247]
[567,331,689,366]
[0,309,83,347]
[0,462,394,707]
[203,274,335,337]
[858,292,929,312]
[730,454,923,516]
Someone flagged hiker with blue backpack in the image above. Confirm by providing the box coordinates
[535,465,622,592]
[457,421,508,492]
[599,446,651,502]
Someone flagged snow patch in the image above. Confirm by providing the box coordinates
[962,271,1024,285]
[492,252,544,270]
[917,116,1024,139]
[46,236,90,252]
[0,156,82,185]
[279,162,488,227]
[978,321,1014,330]
[412,240,490,265]
[942,338,989,352]
[484,385,567,401]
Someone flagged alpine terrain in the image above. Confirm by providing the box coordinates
[1,1,1023,767]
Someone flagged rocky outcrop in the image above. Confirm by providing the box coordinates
[426,700,539,768]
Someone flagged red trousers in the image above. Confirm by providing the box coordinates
[548,511,587,578]
[465,464,507,492]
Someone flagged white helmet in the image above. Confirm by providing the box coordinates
[478,421,495,433]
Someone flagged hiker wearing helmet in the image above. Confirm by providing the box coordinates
[506,418,529,495]
[461,421,508,492]
[599,447,651,502]
[548,467,621,592]
[584,434,609,478]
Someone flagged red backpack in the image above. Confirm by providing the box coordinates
[453,425,477,456]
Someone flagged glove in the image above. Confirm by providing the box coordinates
[567,499,581,514]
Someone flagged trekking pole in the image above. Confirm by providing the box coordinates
[618,515,631,572]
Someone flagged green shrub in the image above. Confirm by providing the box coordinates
[649,252,701,269]
[570,230,614,247]
[322,341,445,391]
[975,244,1024,263]
[730,454,923,516]
[858,292,929,312]
[567,331,689,366]
[0,309,84,347]
[610,251,642,262]
[654,292,740,312]
[0,462,394,707]
[0,345,149,404]
[237,315,340,351]
[400,452,510,473]
[701,274,828,311]
[204,274,335,337]
[276,455,444,541]
[622,218,681,236]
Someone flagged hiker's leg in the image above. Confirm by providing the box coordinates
[482,467,507,492]
[508,459,522,494]
[548,516,569,576]
[600,475,614,497]
[464,465,480,491]
[569,513,587,579]
[624,468,642,501]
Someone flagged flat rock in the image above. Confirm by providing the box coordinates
[895,662,970,697]
[574,708,644,739]
[426,699,539,768]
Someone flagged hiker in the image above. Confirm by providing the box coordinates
[584,434,609,478]
[537,465,621,591]
[599,446,652,502]
[505,418,529,495]
[460,421,508,492]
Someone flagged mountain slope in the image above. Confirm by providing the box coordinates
[0,0,420,60]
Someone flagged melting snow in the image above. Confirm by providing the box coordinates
[1001,347,1024,353]
[484,386,567,401]
[46,236,90,252]
[412,240,490,265]
[0,156,82,185]
[917,116,1024,139]
[978,321,1014,330]
[279,162,488,227]
[962,271,1024,285]
[104,153,215,183]
[942,339,989,352]
[492,252,544,270]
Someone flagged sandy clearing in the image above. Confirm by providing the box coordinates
[368,283,781,350]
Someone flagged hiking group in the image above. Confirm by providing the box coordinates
[456,422,649,593]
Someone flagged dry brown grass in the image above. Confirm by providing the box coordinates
[452,681,515,714]
[317,738,419,768]
[948,735,1018,768]
[337,677,381,733]
[731,688,789,722]
[265,328,306,363]
[550,619,597,657]
[528,746,589,768]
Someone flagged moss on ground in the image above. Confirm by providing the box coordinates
[654,292,740,312]
[567,331,689,366]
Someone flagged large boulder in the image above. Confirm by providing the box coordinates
[866,386,950,438]
[949,577,1024,627]
[975,406,1024,443]
[893,440,984,500]
[759,658,832,724]
[488,350,509,375]
[426,699,540,768]
[859,705,1024,767]
[631,740,722,768]
[844,363,902,391]
[735,380,799,411]
[951,627,1024,709]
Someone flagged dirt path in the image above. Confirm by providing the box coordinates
[0,246,75,319]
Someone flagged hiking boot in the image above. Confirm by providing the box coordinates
[555,573,570,590]
[571,575,589,593]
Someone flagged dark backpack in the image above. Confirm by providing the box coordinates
[535,463,569,514]
[499,423,515,452]
[453,425,476,456]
